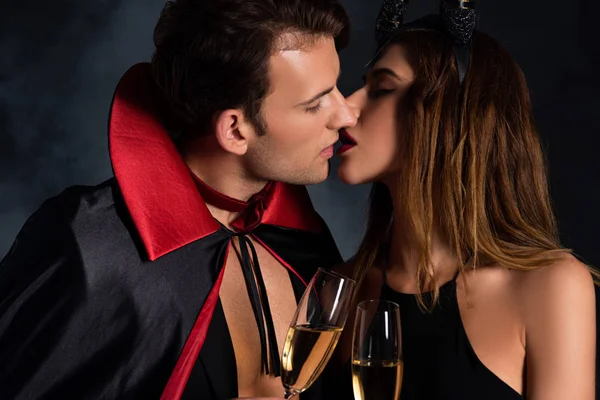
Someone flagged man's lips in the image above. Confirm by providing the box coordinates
[320,144,334,158]
[337,129,357,155]
[320,134,341,158]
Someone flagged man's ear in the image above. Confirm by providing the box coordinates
[214,109,253,156]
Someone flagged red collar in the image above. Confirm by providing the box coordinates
[190,174,273,233]
[108,63,323,261]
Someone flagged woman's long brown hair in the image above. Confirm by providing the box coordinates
[351,29,597,310]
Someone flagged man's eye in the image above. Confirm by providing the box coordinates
[368,88,395,99]
[306,102,323,114]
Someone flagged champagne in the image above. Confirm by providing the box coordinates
[352,359,403,400]
[281,324,343,393]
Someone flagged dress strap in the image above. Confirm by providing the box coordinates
[380,265,392,294]
[452,268,461,282]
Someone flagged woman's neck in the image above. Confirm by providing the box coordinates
[386,183,461,292]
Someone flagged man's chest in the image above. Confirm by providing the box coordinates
[219,237,300,397]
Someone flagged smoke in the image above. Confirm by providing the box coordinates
[0,0,166,255]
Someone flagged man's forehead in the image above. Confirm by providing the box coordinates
[268,37,339,87]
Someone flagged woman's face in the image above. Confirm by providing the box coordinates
[337,43,415,185]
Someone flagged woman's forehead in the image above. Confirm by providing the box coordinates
[370,43,414,80]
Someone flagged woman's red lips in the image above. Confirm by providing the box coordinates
[339,129,357,145]
[337,129,357,155]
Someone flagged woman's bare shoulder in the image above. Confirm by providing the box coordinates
[466,253,595,306]
[458,255,595,329]
[516,254,596,397]
[516,253,595,304]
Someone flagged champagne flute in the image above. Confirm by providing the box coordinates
[281,268,356,399]
[352,300,403,400]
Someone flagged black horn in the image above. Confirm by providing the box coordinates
[376,0,410,44]
[439,0,477,46]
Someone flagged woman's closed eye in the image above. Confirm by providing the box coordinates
[367,87,395,99]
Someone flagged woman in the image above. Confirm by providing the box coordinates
[331,3,597,400]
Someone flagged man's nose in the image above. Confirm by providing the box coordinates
[328,87,358,130]
[345,89,362,121]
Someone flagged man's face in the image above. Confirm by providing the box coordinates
[243,36,357,185]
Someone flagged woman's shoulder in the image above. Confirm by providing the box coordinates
[472,253,596,351]
[513,254,596,396]
[515,253,595,325]
[459,254,595,335]
[465,253,594,305]
[515,253,594,302]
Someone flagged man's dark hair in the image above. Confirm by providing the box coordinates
[151,0,350,137]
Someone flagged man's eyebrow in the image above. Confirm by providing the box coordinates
[362,67,404,83]
[296,68,342,107]
[297,86,335,107]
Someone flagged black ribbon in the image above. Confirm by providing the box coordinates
[226,229,281,377]
[191,175,281,376]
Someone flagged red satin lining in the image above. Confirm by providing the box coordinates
[108,62,324,261]
[159,244,230,400]
[260,182,322,233]
[108,63,220,261]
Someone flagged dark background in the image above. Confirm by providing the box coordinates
[1,0,599,267]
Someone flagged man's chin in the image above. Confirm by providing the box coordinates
[302,174,330,186]
[314,161,331,184]
[300,161,330,185]
[262,160,332,186]
[293,163,331,186]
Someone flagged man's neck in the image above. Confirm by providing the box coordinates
[180,136,268,227]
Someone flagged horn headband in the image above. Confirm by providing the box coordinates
[368,0,478,84]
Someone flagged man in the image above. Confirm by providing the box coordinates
[0,0,357,398]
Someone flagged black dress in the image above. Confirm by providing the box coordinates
[328,275,523,399]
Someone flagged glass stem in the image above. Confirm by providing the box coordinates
[284,389,297,399]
